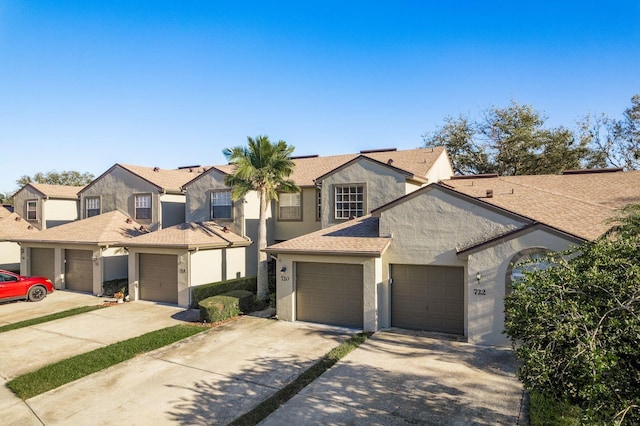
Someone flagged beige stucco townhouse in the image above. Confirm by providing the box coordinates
[267,169,640,346]
[0,207,39,271]
[13,183,83,230]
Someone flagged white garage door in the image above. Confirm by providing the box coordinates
[296,262,363,328]
[391,265,464,335]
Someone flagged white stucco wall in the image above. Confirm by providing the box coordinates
[425,150,455,183]
[224,246,246,280]
[463,228,580,346]
[190,249,223,285]
[44,199,79,225]
[0,241,20,270]
[379,187,527,266]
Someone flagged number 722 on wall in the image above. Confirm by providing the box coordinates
[473,288,486,295]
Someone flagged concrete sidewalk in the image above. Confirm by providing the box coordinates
[261,329,526,425]
[19,317,352,425]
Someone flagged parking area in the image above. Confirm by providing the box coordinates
[262,329,527,425]
[0,290,100,325]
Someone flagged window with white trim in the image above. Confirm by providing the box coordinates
[211,190,233,220]
[26,200,37,221]
[86,197,100,218]
[278,192,301,221]
[134,194,152,220]
[334,185,364,219]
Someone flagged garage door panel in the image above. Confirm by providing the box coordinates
[65,250,94,293]
[139,254,178,304]
[31,248,55,282]
[296,262,363,329]
[391,265,464,335]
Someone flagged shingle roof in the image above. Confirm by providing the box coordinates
[121,222,251,249]
[10,210,147,245]
[265,215,390,256]
[440,170,640,240]
[27,183,84,199]
[117,164,204,192]
[212,147,446,187]
[0,210,40,240]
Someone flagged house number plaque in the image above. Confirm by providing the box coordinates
[280,276,290,281]
[473,288,486,295]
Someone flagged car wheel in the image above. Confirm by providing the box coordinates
[28,286,47,302]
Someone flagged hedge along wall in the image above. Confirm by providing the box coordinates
[191,276,257,308]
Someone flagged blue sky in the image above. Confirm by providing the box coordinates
[1,1,639,193]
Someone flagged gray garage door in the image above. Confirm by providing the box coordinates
[139,254,178,304]
[391,265,464,335]
[65,249,93,293]
[30,248,55,282]
[296,262,363,328]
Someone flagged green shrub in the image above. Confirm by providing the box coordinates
[102,278,128,296]
[191,276,256,308]
[198,290,254,323]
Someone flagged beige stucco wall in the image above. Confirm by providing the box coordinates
[44,199,79,228]
[80,166,162,229]
[275,253,382,331]
[425,149,455,183]
[190,249,223,285]
[224,246,246,280]
[13,186,44,230]
[0,241,20,271]
[320,159,409,228]
[463,229,579,346]
[273,187,322,241]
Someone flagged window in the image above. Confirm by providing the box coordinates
[211,191,233,220]
[505,248,556,295]
[334,185,365,219]
[316,188,322,221]
[86,197,100,218]
[278,192,301,221]
[26,200,37,221]
[134,194,152,220]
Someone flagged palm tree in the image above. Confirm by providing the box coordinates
[223,135,299,300]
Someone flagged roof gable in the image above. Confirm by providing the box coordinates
[80,164,199,195]
[313,155,418,183]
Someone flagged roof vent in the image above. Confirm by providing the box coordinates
[290,154,319,160]
[153,167,160,172]
[125,218,132,224]
[222,226,230,233]
[14,216,21,221]
[486,189,494,198]
[360,148,397,154]
[139,225,147,232]
[562,167,624,175]
[387,159,394,165]
[27,225,33,230]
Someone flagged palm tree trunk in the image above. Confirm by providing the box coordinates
[257,188,269,301]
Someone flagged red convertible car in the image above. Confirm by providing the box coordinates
[0,270,54,302]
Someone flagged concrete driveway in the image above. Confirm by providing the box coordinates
[261,329,527,425]
[0,290,101,325]
[5,316,353,425]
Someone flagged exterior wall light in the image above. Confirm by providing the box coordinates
[280,266,287,273]
[476,272,482,282]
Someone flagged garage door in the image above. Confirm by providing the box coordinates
[65,250,93,293]
[30,248,55,282]
[296,262,363,328]
[139,254,178,304]
[391,265,464,335]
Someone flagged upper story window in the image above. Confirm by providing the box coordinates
[86,197,100,218]
[334,184,365,219]
[26,200,37,221]
[211,190,233,220]
[134,194,152,220]
[316,188,322,221]
[278,192,301,221]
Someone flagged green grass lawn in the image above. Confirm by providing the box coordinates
[7,324,207,399]
[529,391,582,426]
[229,332,372,426]
[0,305,105,334]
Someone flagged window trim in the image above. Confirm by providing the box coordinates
[278,191,303,222]
[26,200,38,221]
[316,188,322,222]
[333,183,366,220]
[134,193,152,221]
[85,196,101,218]
[210,189,234,221]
